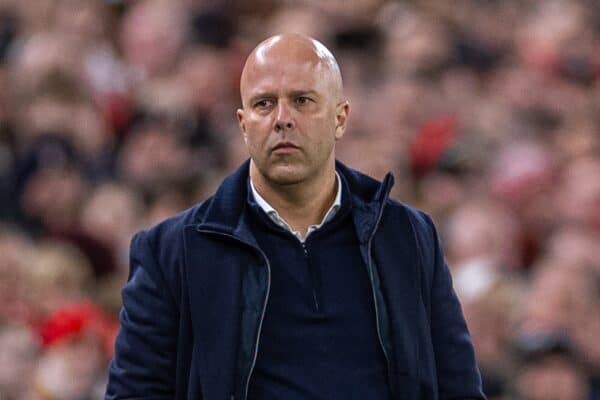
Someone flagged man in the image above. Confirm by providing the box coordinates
[106,34,485,400]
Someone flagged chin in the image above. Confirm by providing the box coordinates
[264,164,307,186]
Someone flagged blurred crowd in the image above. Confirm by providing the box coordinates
[0,0,599,399]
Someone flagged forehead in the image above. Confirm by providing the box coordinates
[242,58,329,94]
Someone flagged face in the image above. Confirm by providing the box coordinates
[237,39,349,186]
[516,355,588,400]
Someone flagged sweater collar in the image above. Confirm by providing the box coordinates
[248,172,342,242]
[196,159,394,244]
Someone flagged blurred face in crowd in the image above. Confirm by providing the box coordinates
[237,34,349,187]
[521,262,591,332]
[21,167,87,230]
[119,0,185,77]
[80,183,143,248]
[445,199,521,270]
[26,241,93,314]
[0,325,39,398]
[33,333,105,400]
[117,124,192,194]
[515,354,588,400]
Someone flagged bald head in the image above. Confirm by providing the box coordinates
[240,33,344,106]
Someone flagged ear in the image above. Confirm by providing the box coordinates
[334,100,349,140]
[236,108,247,143]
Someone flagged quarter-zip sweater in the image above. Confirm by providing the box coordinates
[246,178,392,400]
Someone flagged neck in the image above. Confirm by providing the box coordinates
[250,161,337,235]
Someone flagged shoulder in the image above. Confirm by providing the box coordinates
[138,196,213,250]
[383,198,436,238]
[381,199,439,282]
[128,197,214,289]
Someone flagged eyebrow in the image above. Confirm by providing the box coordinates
[289,90,319,98]
[248,90,320,105]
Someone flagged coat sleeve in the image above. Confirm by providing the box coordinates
[421,214,486,400]
[105,230,178,399]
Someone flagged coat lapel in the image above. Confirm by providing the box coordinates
[183,224,244,400]
[371,208,421,399]
[349,171,421,399]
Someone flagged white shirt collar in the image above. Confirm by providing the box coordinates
[250,172,342,242]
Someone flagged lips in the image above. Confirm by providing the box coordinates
[272,142,300,152]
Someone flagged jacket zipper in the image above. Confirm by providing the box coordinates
[244,249,270,400]
[301,241,320,311]
[366,188,394,397]
[196,229,271,400]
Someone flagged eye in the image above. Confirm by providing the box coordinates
[254,99,274,109]
[295,96,312,105]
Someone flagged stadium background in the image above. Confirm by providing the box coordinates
[0,0,599,398]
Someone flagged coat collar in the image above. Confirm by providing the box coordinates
[196,159,395,244]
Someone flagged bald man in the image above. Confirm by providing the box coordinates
[106,34,484,400]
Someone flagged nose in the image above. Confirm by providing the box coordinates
[274,102,294,132]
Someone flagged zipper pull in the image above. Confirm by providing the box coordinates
[313,291,320,311]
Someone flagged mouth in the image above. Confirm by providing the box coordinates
[272,142,300,154]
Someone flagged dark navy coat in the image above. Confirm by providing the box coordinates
[106,160,485,400]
